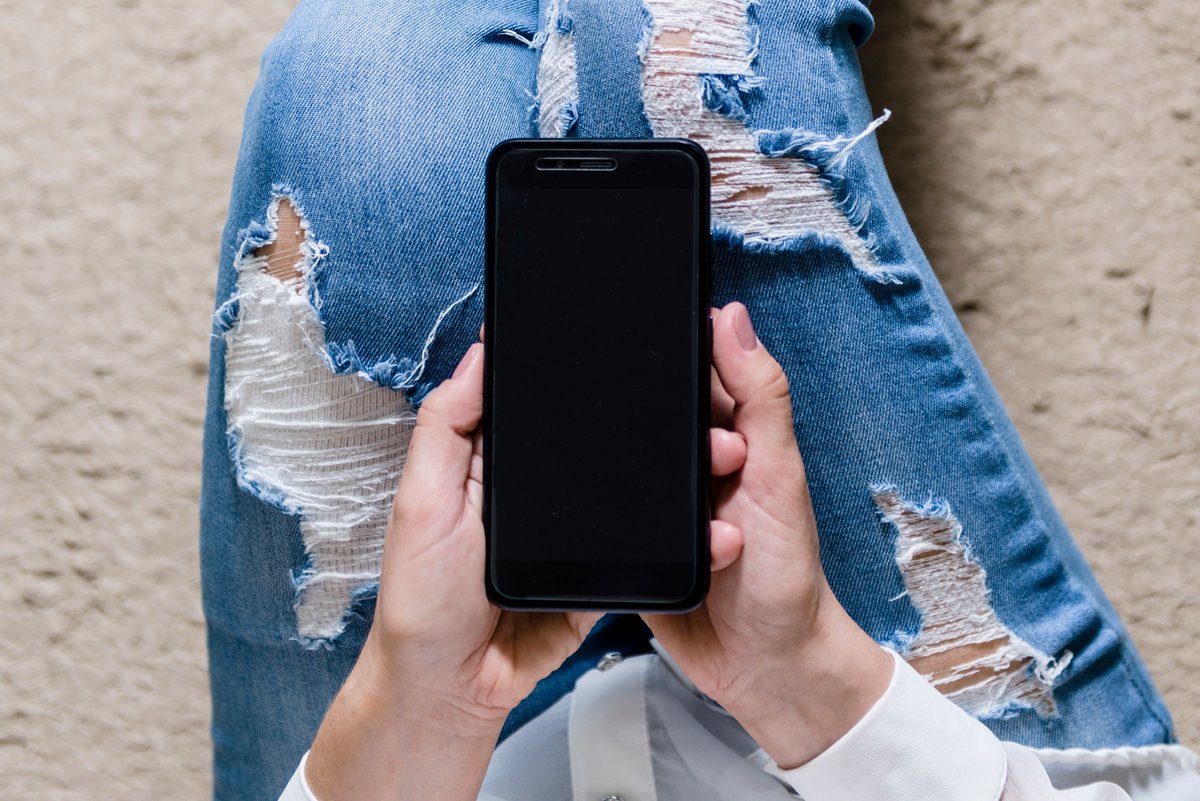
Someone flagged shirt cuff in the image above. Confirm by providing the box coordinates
[278,750,320,801]
[758,647,1008,801]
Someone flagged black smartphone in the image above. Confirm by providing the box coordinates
[483,138,711,612]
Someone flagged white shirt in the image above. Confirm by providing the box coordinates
[279,642,1200,801]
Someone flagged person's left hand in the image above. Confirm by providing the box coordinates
[642,302,894,769]
[307,335,607,801]
[363,337,602,726]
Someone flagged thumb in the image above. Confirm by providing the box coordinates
[711,302,797,454]
[401,342,484,498]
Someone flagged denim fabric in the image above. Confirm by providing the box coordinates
[199,1,1175,799]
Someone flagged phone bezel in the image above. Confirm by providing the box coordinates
[483,137,712,613]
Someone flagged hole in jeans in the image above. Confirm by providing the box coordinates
[873,485,1072,718]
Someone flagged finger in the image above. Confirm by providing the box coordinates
[710,427,747,476]
[711,365,735,429]
[564,610,605,643]
[711,302,797,453]
[479,321,485,341]
[709,307,736,428]
[502,611,604,673]
[401,343,484,497]
[465,426,484,512]
[710,518,744,571]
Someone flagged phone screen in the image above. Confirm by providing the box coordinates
[485,140,710,609]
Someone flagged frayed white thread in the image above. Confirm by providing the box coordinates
[498,29,535,47]
[223,201,419,642]
[639,0,886,277]
[388,281,479,390]
[496,30,542,123]
[823,108,892,170]
[505,0,579,137]
[873,487,1073,718]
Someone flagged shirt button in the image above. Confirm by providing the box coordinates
[595,651,623,671]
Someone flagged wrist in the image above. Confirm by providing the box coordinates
[723,594,894,770]
[306,634,505,801]
[355,630,512,739]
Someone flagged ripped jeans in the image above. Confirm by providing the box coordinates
[199,0,1176,798]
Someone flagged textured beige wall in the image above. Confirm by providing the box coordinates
[0,1,1195,798]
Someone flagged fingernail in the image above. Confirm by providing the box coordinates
[733,304,758,351]
[452,343,479,378]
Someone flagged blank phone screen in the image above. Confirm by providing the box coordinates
[486,144,707,605]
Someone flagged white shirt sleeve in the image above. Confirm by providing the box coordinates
[760,647,1008,800]
[999,743,1130,800]
[278,749,318,801]
[759,647,1145,801]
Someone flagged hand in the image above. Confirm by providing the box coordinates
[306,336,607,801]
[643,302,894,770]
[366,337,607,727]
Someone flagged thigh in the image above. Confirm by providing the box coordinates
[200,2,570,798]
[568,0,1173,749]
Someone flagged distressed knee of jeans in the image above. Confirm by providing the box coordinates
[218,192,418,645]
[872,485,1073,718]
[639,0,894,282]
[503,0,578,137]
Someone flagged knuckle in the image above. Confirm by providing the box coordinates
[414,391,448,429]
[761,361,792,401]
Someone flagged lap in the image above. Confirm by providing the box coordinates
[201,1,1174,798]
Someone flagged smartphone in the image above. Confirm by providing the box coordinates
[483,138,711,612]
